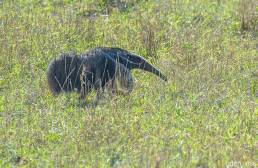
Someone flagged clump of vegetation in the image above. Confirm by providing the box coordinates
[0,0,257,167]
[237,0,257,33]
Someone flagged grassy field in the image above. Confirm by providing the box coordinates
[0,0,257,167]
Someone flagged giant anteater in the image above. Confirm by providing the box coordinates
[46,47,167,102]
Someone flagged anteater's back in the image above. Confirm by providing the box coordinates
[46,53,82,94]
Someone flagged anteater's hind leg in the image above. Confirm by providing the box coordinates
[79,64,93,101]
[92,69,104,106]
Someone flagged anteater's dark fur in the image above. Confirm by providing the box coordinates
[46,47,167,100]
[46,52,83,94]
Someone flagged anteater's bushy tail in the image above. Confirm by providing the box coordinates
[46,53,83,94]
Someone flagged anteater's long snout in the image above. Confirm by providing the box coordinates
[127,53,167,81]
[140,61,167,81]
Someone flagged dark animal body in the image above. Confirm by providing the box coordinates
[46,47,167,101]
[46,52,82,94]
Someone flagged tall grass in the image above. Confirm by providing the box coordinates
[0,0,257,167]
